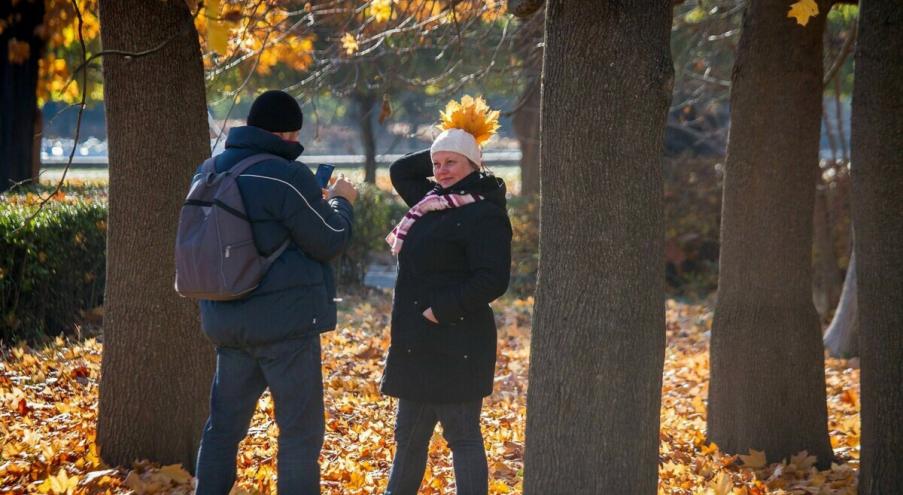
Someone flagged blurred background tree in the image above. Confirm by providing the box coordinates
[1,0,101,191]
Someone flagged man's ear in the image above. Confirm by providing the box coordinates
[272,130,300,142]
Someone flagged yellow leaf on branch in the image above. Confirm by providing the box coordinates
[206,0,231,55]
[788,0,819,26]
[369,0,395,23]
[341,32,359,56]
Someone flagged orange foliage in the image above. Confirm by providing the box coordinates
[37,0,100,105]
[196,0,505,78]
[0,293,861,494]
[12,0,500,106]
[196,1,316,74]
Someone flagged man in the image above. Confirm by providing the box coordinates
[194,90,357,494]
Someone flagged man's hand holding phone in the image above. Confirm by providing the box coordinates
[328,173,358,203]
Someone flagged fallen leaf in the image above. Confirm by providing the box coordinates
[739,449,767,469]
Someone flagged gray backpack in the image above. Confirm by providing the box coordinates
[174,153,290,301]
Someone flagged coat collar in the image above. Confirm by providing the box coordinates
[224,125,304,161]
[435,171,507,209]
[437,171,481,194]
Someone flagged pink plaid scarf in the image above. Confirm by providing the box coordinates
[386,191,484,255]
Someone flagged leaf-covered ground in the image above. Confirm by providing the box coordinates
[0,292,860,494]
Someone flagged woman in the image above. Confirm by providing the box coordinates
[381,96,512,495]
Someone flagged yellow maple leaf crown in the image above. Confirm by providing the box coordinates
[437,95,501,146]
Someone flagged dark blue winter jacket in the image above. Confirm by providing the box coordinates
[197,125,353,347]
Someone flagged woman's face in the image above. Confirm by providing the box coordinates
[432,151,477,189]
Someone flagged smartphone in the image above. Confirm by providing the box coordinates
[315,164,335,188]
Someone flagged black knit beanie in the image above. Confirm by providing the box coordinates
[247,90,304,132]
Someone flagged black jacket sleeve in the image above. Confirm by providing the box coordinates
[279,165,354,262]
[430,210,513,323]
[389,149,435,207]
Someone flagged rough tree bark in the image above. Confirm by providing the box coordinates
[823,250,858,358]
[354,90,378,184]
[850,0,903,491]
[0,0,44,191]
[523,1,673,493]
[97,0,214,470]
[707,0,833,466]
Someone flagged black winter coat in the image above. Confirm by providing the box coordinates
[198,126,353,347]
[380,150,512,403]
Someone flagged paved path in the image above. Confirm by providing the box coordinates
[363,263,397,289]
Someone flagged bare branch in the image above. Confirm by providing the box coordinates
[212,30,274,150]
[16,0,90,231]
[63,2,203,96]
[823,22,857,88]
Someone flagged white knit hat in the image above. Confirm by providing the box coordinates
[430,128,482,166]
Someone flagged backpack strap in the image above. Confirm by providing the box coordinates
[198,153,283,187]
[199,157,216,173]
[190,157,217,185]
[264,238,292,265]
[227,153,292,265]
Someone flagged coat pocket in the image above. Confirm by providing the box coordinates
[419,321,475,357]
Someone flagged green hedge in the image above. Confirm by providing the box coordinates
[0,182,544,343]
[1,194,107,343]
[335,188,541,297]
[0,184,411,342]
[333,184,408,284]
[508,195,539,297]
[505,160,724,299]
[0,170,723,343]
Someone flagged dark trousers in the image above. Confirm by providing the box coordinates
[385,399,488,495]
[195,335,324,495]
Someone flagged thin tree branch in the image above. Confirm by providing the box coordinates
[16,0,89,231]
[212,30,273,150]
[823,22,857,88]
[62,2,203,96]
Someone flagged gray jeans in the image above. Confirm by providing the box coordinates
[385,399,488,495]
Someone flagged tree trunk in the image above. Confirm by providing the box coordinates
[823,250,857,358]
[512,11,543,197]
[850,0,903,491]
[508,0,544,18]
[355,90,378,184]
[32,107,43,179]
[97,0,214,470]
[512,78,540,196]
[812,181,841,319]
[0,0,44,191]
[707,0,833,467]
[523,1,672,493]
